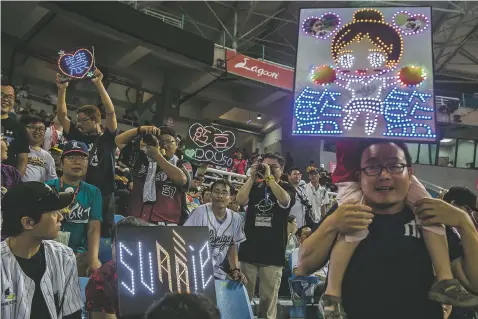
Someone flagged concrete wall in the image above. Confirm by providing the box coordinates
[412,164,478,192]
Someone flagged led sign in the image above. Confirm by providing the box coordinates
[116,226,216,317]
[293,7,436,142]
[57,46,97,83]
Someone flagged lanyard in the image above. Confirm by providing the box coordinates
[59,178,81,211]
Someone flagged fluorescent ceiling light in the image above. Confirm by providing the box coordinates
[440,139,453,143]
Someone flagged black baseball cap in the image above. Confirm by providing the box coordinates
[61,140,89,159]
[309,169,319,175]
[2,182,74,215]
[443,186,478,211]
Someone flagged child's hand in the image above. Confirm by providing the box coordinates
[330,203,374,234]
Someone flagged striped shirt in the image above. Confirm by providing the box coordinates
[1,240,83,319]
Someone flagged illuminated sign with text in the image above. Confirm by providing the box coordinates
[184,122,236,168]
[116,226,216,317]
[293,7,436,142]
[57,46,97,83]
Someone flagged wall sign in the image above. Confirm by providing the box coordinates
[116,225,216,317]
[293,7,436,142]
[184,122,236,168]
[226,50,294,91]
[329,162,337,173]
[57,46,97,83]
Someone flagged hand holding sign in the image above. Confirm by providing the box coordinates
[56,73,69,91]
[90,69,104,86]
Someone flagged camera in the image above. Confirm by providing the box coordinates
[257,163,267,178]
[142,134,159,147]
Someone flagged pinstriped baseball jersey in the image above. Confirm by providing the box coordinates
[184,204,246,279]
[1,240,83,319]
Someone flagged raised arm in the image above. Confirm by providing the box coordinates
[115,126,159,150]
[55,73,71,133]
[91,69,117,133]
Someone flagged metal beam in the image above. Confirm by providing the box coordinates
[238,7,285,40]
[179,6,206,38]
[434,19,463,62]
[212,1,297,24]
[374,1,464,13]
[204,1,233,40]
[436,23,478,72]
[458,48,478,65]
[242,1,258,30]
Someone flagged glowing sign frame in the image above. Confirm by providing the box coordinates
[292,7,436,143]
[116,225,216,317]
[57,46,97,83]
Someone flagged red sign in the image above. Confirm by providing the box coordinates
[329,162,337,174]
[226,50,294,91]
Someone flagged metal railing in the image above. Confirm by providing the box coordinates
[120,1,184,29]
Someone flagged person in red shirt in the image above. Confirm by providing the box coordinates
[232,150,247,175]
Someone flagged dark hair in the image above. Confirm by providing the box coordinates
[280,173,289,182]
[159,126,176,138]
[355,141,413,171]
[331,9,403,67]
[20,114,45,127]
[2,208,44,237]
[262,152,285,167]
[297,225,312,238]
[288,215,296,223]
[288,166,301,175]
[111,216,156,242]
[77,105,101,123]
[210,179,234,195]
[1,80,15,91]
[145,293,220,319]
[201,187,211,198]
[303,17,320,34]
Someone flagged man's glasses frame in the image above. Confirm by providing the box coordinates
[360,163,407,177]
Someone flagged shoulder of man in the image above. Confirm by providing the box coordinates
[42,240,77,262]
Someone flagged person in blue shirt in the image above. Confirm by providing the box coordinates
[46,140,102,276]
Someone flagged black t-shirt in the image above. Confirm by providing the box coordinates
[115,168,132,190]
[15,244,51,319]
[65,125,117,195]
[1,116,30,167]
[239,181,296,266]
[320,204,463,319]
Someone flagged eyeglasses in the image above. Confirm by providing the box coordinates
[1,93,14,102]
[64,155,88,162]
[162,139,176,146]
[77,117,94,124]
[360,163,407,176]
[26,126,46,133]
[212,190,230,197]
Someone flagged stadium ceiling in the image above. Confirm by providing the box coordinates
[136,1,478,82]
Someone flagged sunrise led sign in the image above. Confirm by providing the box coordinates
[293,7,436,142]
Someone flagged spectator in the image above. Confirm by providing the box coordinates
[50,146,63,177]
[298,141,478,319]
[443,186,478,232]
[43,116,65,151]
[306,160,317,173]
[55,70,118,237]
[189,176,204,200]
[1,182,82,319]
[86,216,157,318]
[115,125,192,225]
[1,135,22,195]
[20,115,57,182]
[305,169,330,221]
[232,150,247,175]
[1,81,29,175]
[114,161,133,215]
[289,166,316,228]
[144,293,220,319]
[184,179,247,282]
[46,141,102,276]
[235,152,295,319]
[201,187,212,204]
[286,215,299,255]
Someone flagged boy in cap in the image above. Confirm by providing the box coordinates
[1,182,83,318]
[46,140,103,276]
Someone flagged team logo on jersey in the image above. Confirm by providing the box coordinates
[2,288,16,306]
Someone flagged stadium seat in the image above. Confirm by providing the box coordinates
[79,276,89,303]
[114,214,125,224]
[98,237,113,263]
[215,279,254,319]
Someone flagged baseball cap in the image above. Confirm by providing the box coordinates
[61,140,89,159]
[309,169,319,175]
[2,182,74,215]
[443,186,477,211]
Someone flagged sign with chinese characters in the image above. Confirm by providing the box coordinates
[226,50,294,90]
[293,7,436,142]
[116,226,216,317]
[57,46,97,83]
[184,121,236,168]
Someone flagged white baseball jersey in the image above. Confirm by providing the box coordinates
[184,204,246,279]
[1,240,83,319]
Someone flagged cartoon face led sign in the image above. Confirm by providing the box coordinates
[293,8,436,142]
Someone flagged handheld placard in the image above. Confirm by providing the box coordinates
[57,46,97,83]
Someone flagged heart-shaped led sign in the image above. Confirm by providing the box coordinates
[184,148,196,159]
[393,11,429,35]
[302,12,341,39]
[58,47,95,80]
[188,123,236,152]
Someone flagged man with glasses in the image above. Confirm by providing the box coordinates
[1,181,83,319]
[1,81,29,175]
[297,141,478,319]
[184,179,247,282]
[20,115,57,182]
[115,125,192,225]
[235,152,296,319]
[46,141,103,276]
[55,70,117,237]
